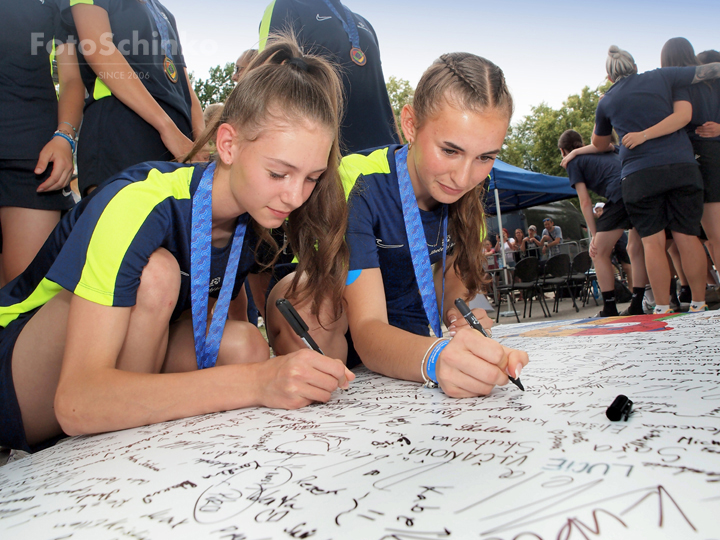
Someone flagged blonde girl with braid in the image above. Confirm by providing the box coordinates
[269,53,529,397]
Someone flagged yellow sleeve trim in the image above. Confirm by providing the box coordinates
[93,78,112,100]
[70,0,95,6]
[77,167,193,306]
[339,147,391,200]
[258,0,277,52]
[0,279,63,328]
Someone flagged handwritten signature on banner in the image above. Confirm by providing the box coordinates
[0,312,719,539]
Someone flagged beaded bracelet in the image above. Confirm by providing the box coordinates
[53,131,76,153]
[60,121,78,134]
[425,338,451,386]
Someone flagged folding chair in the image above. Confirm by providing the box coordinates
[571,251,598,307]
[495,257,548,323]
[540,254,579,314]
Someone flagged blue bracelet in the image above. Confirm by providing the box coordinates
[425,339,450,384]
[53,131,76,153]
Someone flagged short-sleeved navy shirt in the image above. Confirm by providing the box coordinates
[0,161,259,329]
[675,80,720,143]
[60,0,192,124]
[595,67,697,177]
[340,146,454,335]
[0,0,68,159]
[566,148,623,204]
[261,0,400,154]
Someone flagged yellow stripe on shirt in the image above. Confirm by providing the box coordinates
[74,167,193,306]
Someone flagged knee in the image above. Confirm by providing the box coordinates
[217,321,270,365]
[136,248,181,316]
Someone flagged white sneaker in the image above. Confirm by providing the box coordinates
[642,296,656,314]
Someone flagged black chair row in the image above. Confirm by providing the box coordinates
[494,252,597,323]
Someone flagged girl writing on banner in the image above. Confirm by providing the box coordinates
[268,53,529,397]
[0,36,353,454]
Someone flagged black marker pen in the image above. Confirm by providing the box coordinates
[454,298,525,391]
[275,298,324,354]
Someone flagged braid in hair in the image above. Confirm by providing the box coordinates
[411,53,513,299]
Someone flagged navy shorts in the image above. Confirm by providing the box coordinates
[0,159,76,211]
[0,308,62,453]
[77,96,192,196]
[596,199,633,232]
[693,139,720,203]
[621,163,703,238]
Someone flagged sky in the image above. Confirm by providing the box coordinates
[170,0,720,123]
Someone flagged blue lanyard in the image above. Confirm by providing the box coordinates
[320,0,361,50]
[395,145,448,338]
[144,0,173,59]
[190,162,249,369]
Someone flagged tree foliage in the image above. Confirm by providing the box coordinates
[190,63,235,110]
[500,81,612,178]
[385,76,414,143]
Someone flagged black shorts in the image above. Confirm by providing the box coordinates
[0,159,76,211]
[621,163,703,238]
[77,96,192,196]
[596,199,633,232]
[692,139,720,203]
[0,308,62,453]
[612,242,631,265]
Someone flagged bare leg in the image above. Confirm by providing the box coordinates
[247,272,272,319]
[667,240,687,286]
[627,229,647,289]
[641,232,671,306]
[701,202,720,266]
[266,272,348,361]
[162,318,270,373]
[672,231,708,303]
[591,230,623,292]
[12,248,181,446]
[0,207,60,282]
[227,285,249,322]
[621,262,633,289]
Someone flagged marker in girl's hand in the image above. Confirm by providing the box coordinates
[454,298,525,391]
[276,298,324,354]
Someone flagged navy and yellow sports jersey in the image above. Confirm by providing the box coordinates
[60,0,191,123]
[566,148,623,204]
[0,162,259,329]
[0,0,69,159]
[260,0,399,154]
[340,145,453,336]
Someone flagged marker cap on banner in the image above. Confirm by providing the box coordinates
[606,394,633,421]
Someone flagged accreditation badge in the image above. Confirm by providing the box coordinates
[349,47,367,66]
[164,56,179,83]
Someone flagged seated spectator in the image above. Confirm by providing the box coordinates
[541,217,563,257]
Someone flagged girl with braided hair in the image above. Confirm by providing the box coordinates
[271,53,528,398]
[0,35,353,454]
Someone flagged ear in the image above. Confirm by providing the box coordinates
[215,123,238,165]
[400,104,417,146]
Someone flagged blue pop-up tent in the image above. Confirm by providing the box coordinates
[484,159,576,215]
[483,159,577,270]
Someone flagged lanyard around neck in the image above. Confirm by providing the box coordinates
[144,0,174,59]
[395,145,448,338]
[190,162,249,369]
[319,0,366,65]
